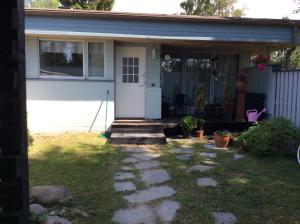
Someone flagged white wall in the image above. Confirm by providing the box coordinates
[25,35,115,133]
[26,80,114,133]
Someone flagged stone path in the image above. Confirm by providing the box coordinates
[113,147,180,224]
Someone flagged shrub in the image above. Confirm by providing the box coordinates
[238,118,300,157]
[181,115,198,138]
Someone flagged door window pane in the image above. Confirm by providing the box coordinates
[40,40,83,77]
[88,42,104,78]
[122,57,139,83]
[134,75,139,83]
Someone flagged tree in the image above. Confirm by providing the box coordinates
[59,0,115,10]
[180,0,245,17]
[31,0,60,8]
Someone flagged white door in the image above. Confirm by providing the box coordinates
[116,46,146,118]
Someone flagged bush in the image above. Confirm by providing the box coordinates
[238,118,300,157]
[181,115,198,138]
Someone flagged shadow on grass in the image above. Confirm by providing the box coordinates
[29,137,126,224]
[160,139,300,224]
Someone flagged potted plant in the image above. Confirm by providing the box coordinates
[252,54,269,71]
[223,79,233,121]
[194,84,208,119]
[214,130,231,148]
[181,115,198,138]
[195,119,205,140]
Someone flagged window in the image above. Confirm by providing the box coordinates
[88,42,105,78]
[122,57,139,83]
[39,40,83,78]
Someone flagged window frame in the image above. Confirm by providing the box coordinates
[86,41,106,80]
[38,39,106,80]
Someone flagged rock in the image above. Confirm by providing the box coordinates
[134,161,160,170]
[31,185,71,206]
[114,172,135,181]
[121,166,135,171]
[120,148,147,153]
[122,157,139,163]
[187,165,214,173]
[199,152,217,159]
[71,208,89,218]
[174,148,194,154]
[42,216,72,224]
[212,212,237,224]
[113,205,156,224]
[176,154,192,161]
[140,169,170,185]
[131,153,161,161]
[124,185,176,204]
[197,178,218,187]
[154,200,180,223]
[30,204,46,216]
[114,181,137,192]
[233,154,245,160]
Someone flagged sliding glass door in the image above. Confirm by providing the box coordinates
[161,51,238,117]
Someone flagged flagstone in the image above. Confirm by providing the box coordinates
[140,169,170,185]
[124,186,176,204]
[187,165,214,173]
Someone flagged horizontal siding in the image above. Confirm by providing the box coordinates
[26,80,115,133]
[26,16,295,44]
[25,36,39,78]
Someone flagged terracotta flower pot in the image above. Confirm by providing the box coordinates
[195,130,204,140]
[214,133,230,148]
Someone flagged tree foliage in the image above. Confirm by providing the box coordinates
[180,0,245,17]
[31,0,60,8]
[59,0,115,10]
[271,47,300,69]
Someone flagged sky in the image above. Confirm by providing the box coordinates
[113,0,300,19]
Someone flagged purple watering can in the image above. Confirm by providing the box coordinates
[246,108,267,122]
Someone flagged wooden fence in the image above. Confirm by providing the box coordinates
[247,67,300,128]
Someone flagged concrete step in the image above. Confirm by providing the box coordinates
[111,128,163,133]
[111,122,164,133]
[109,133,166,145]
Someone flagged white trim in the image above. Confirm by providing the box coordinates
[36,38,109,81]
[26,30,287,43]
[86,41,106,80]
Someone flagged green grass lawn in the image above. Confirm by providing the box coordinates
[29,133,126,224]
[29,134,300,224]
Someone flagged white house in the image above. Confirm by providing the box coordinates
[25,8,300,134]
